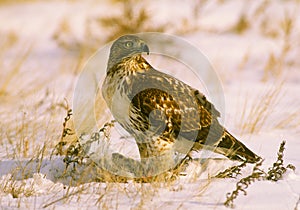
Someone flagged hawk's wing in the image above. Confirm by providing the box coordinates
[127,67,223,145]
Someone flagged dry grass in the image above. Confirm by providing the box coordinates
[52,0,166,69]
[51,0,213,51]
[260,8,296,82]
[0,144,47,203]
[98,0,166,42]
[174,0,209,34]
[235,12,297,133]
[237,82,283,134]
[232,1,298,82]
[234,7,299,134]
[231,13,250,34]
[0,29,77,157]
[0,174,35,199]
[0,32,28,96]
[274,109,300,130]
[1,95,67,159]
[52,18,94,75]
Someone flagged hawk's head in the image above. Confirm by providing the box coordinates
[107,35,150,70]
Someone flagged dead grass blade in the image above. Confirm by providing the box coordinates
[239,82,283,134]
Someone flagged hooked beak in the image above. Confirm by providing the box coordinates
[141,43,150,55]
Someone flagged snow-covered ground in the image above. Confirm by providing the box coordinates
[0,0,299,209]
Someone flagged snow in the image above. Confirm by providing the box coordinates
[0,0,300,209]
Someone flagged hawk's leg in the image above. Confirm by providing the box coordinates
[112,152,180,177]
[112,153,145,177]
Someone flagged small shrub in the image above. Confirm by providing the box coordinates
[224,140,296,208]
[224,160,264,208]
[266,141,296,181]
[215,161,247,178]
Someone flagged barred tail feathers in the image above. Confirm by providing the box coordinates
[214,130,261,163]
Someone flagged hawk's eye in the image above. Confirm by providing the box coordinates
[125,41,133,48]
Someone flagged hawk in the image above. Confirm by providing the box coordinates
[102,35,260,173]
